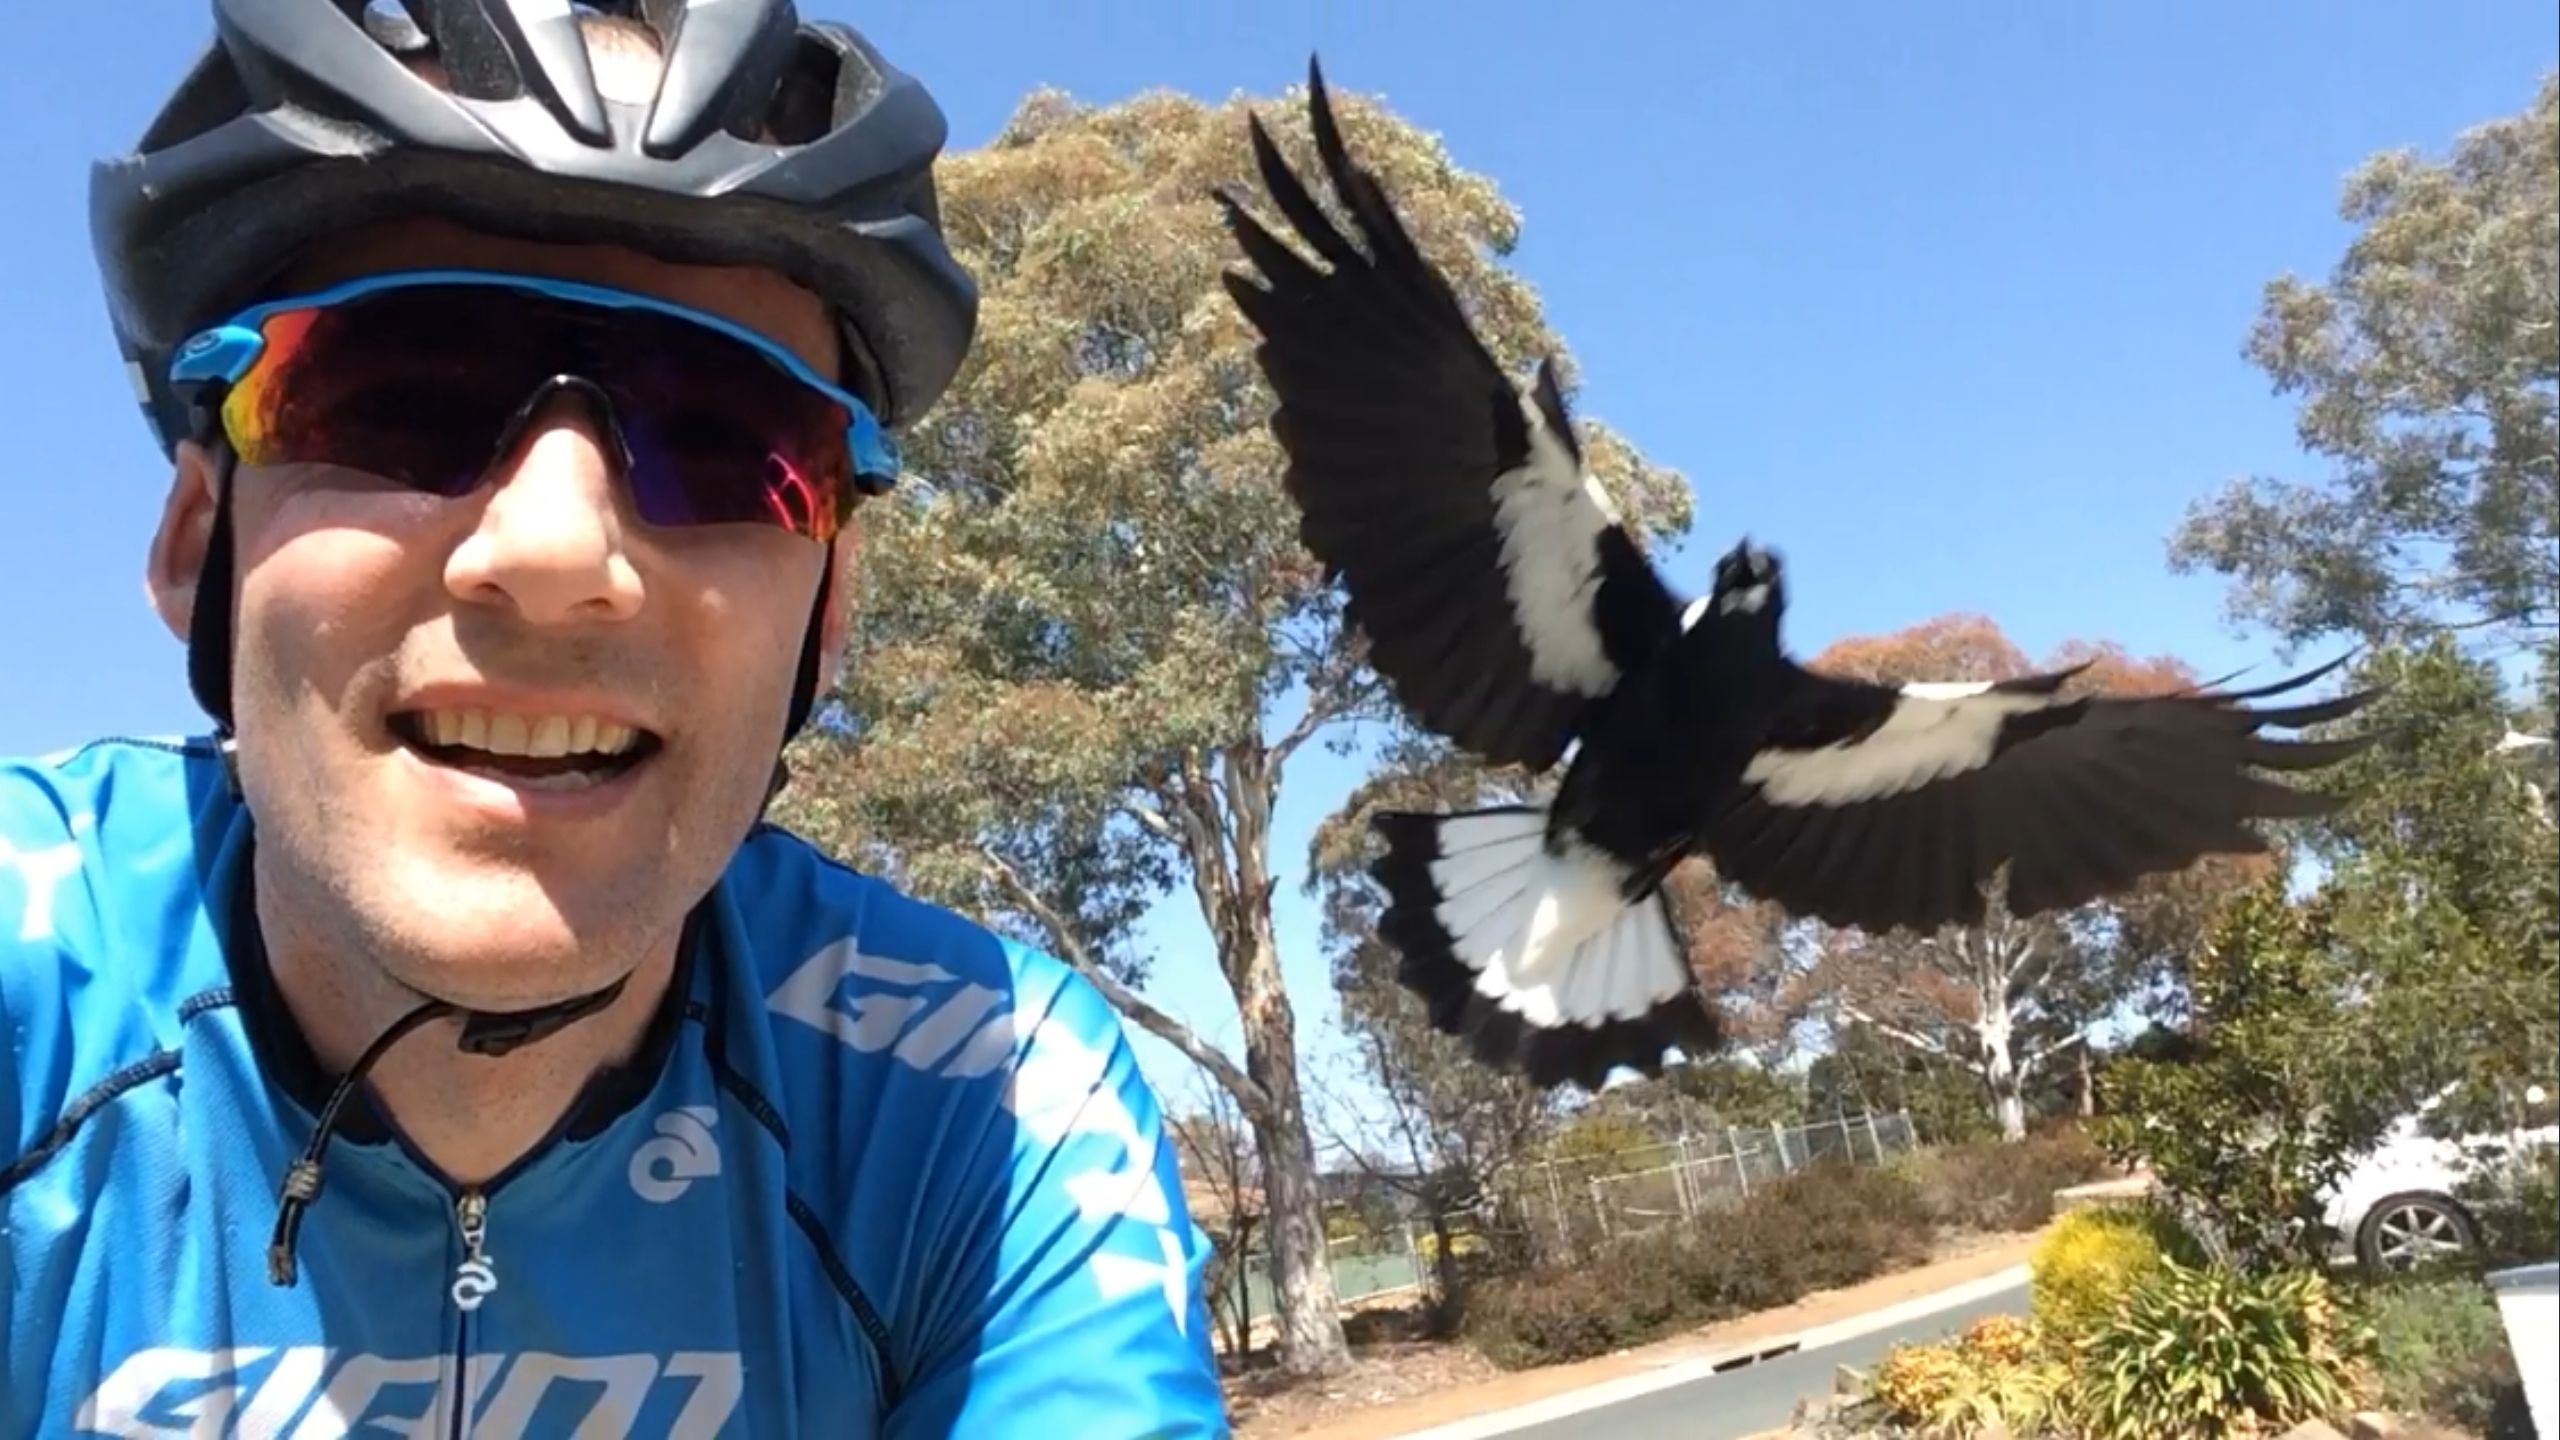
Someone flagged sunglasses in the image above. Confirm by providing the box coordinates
[166,268,901,544]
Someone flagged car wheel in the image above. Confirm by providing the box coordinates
[2355,1192,2479,1271]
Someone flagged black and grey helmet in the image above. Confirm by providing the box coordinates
[90,0,978,454]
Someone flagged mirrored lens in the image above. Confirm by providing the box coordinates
[218,285,859,540]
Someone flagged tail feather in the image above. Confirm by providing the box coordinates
[1369,805,1719,1090]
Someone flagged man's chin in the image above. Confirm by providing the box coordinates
[355,862,667,1011]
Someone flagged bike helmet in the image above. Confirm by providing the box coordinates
[92,0,977,452]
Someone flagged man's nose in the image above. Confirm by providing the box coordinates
[442,387,646,625]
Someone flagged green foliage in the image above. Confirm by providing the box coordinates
[2096,875,2402,1268]
[2031,1203,2206,1342]
[2071,1260,2371,1440]
[2357,1273,2525,1433]
[1807,1022,2003,1146]
[2306,639,2560,1130]
[2168,71,2557,654]
[2460,1139,2560,1266]
[1643,1058,1806,1130]
[1463,1164,1932,1367]
[1537,1111,1665,1176]
[1900,1128,2116,1235]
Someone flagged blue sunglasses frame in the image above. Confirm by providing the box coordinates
[166,266,903,493]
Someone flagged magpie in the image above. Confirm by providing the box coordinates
[1213,57,2380,1092]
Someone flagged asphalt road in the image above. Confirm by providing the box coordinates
[1490,1279,2030,1440]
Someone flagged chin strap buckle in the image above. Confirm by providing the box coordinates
[455,973,636,1057]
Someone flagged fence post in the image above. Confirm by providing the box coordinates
[1771,1121,1790,1173]
[1547,1163,1570,1254]
[1729,1122,1750,1196]
[1588,1179,1610,1239]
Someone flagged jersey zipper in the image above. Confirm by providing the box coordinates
[447,1185,496,1438]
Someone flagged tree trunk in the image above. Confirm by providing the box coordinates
[1425,1209,1465,1338]
[1214,744,1353,1376]
[1238,918,1352,1374]
[2076,1044,2097,1119]
[1977,1010,2029,1142]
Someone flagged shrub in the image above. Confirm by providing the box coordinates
[2031,1202,2205,1341]
[2092,877,2406,1270]
[1870,1316,2066,1438]
[2460,1138,2560,1267]
[2358,1274,2527,1434]
[2073,1259,2371,1439]
[1903,1126,2115,1233]
[1463,1224,1712,1367]
[1465,1161,1936,1368]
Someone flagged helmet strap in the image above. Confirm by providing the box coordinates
[767,544,836,812]
[186,434,245,792]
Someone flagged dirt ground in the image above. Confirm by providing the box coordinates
[1225,1227,2046,1440]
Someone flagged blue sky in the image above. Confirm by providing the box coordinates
[3,5,2550,1141]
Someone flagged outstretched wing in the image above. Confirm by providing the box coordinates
[1216,56,1686,773]
[1702,656,2378,932]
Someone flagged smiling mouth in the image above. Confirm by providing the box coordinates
[387,707,664,792]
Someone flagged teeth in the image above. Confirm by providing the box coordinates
[412,708,645,758]
[529,716,570,758]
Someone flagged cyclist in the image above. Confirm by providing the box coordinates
[2,2,1227,1434]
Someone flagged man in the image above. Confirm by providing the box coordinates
[2,2,1228,1435]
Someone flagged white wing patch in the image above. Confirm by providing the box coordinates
[1424,811,1684,1027]
[1745,683,2053,807]
[1490,394,1619,696]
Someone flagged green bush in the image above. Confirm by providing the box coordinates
[2357,1274,2525,1434]
[2461,1138,2560,1267]
[2093,877,2406,1270]
[2030,1202,2204,1341]
[1902,1126,2115,1234]
[1465,1162,1935,1368]
[2072,1259,2371,1439]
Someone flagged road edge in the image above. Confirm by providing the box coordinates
[1384,1264,2033,1440]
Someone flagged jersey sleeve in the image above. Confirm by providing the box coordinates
[883,953,1229,1438]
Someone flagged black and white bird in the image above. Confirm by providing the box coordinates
[1214,58,2381,1091]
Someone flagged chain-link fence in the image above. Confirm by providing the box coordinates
[1212,1108,1918,1348]
[1510,1109,1918,1252]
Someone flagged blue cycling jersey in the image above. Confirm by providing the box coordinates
[2,736,1230,1438]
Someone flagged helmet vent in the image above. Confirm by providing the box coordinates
[360,0,432,54]
[762,33,843,146]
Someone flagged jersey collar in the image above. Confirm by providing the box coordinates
[221,832,705,1151]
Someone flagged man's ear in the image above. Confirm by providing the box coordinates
[814,514,864,696]
[146,440,224,642]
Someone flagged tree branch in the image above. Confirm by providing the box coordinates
[2018,1026,2094,1079]
[1840,1002,1957,1061]
[1271,692,1341,776]
[978,846,1274,1118]
[1120,797,1180,843]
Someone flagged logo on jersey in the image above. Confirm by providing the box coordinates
[1,811,90,942]
[769,935,1195,1333]
[75,1346,744,1439]
[630,1105,724,1202]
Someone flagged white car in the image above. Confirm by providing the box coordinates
[2322,1090,2558,1271]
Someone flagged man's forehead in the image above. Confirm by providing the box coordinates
[276,216,845,381]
